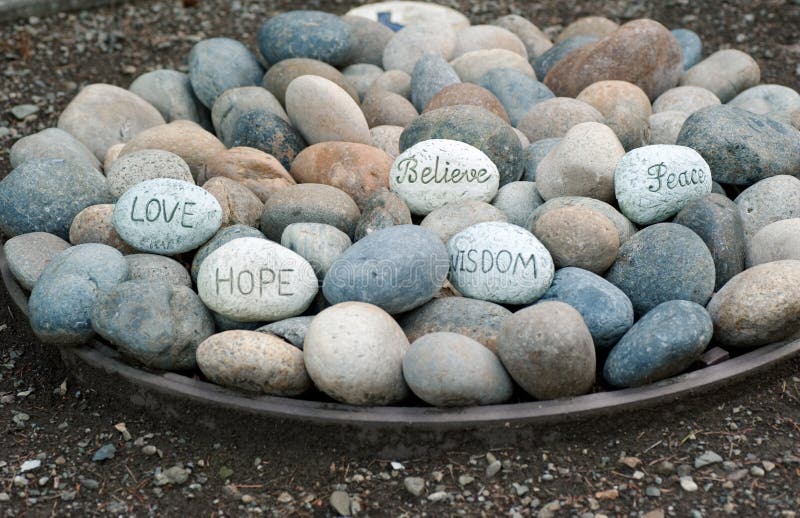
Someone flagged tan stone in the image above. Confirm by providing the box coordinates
[453,25,528,59]
[451,49,536,83]
[492,14,553,59]
[262,57,359,105]
[202,176,264,228]
[556,16,619,43]
[370,125,404,158]
[200,147,296,203]
[361,90,418,128]
[69,204,136,254]
[680,49,761,103]
[576,80,652,149]
[423,83,510,123]
[103,143,125,172]
[652,86,721,115]
[517,97,604,142]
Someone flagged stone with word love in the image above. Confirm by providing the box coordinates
[113,178,222,255]
[447,221,554,305]
[197,237,318,322]
[615,144,712,226]
[389,139,500,216]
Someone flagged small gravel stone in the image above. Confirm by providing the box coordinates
[680,476,698,492]
[404,476,425,496]
[486,460,502,477]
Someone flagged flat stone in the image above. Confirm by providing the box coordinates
[341,15,394,67]
[748,219,800,267]
[728,84,800,123]
[107,149,193,199]
[680,49,760,102]
[476,68,554,126]
[694,451,724,469]
[517,97,604,142]
[382,23,456,75]
[404,476,426,497]
[342,63,384,100]
[410,53,461,112]
[492,14,552,59]
[202,176,264,228]
[281,222,352,280]
[557,16,618,43]
[354,189,412,240]
[129,69,209,127]
[260,183,360,241]
[11,103,38,120]
[69,204,136,254]
[451,49,535,83]
[258,10,351,66]
[522,138,560,182]
[329,490,351,517]
[362,90,418,128]
[532,36,598,80]
[735,175,800,239]
[188,38,263,109]
[262,58,359,105]
[652,86,720,115]
[201,147,296,203]
[3,232,71,290]
[10,127,101,171]
[211,87,288,147]
[576,80,652,149]
[420,199,507,244]
[231,110,307,171]
[256,316,314,349]
[527,196,636,245]
[191,224,267,283]
[491,181,544,227]
[423,83,510,123]
[125,254,191,288]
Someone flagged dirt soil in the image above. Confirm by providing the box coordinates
[1,0,800,516]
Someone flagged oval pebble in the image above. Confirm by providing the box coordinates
[256,315,314,349]
[188,38,263,109]
[527,196,637,246]
[423,83,510,123]
[420,199,507,244]
[747,219,800,267]
[69,204,136,254]
[3,232,71,291]
[492,14,553,59]
[671,28,702,70]
[522,138,560,182]
[382,24,456,75]
[451,49,535,83]
[576,80,652,150]
[735,175,800,240]
[680,49,760,103]
[201,176,264,228]
[728,84,800,123]
[201,147,296,203]
[476,68,554,126]
[107,149,193,199]
[354,189,412,240]
[556,16,618,43]
[211,87,288,147]
[410,53,461,112]
[362,90,419,128]
[652,86,720,115]
[453,24,527,58]
[125,254,191,288]
[341,15,394,67]
[281,222,352,280]
[129,69,209,126]
[260,183,360,241]
[517,97,604,142]
[231,111,307,171]
[10,127,100,172]
[491,181,544,227]
[258,10,351,66]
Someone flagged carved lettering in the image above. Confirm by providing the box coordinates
[647,163,707,193]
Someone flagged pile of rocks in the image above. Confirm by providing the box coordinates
[3,2,800,408]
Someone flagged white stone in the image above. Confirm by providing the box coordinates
[615,144,712,226]
[652,86,721,115]
[112,178,222,254]
[346,2,470,31]
[447,221,554,305]
[389,139,500,215]
[107,149,194,198]
[197,237,318,322]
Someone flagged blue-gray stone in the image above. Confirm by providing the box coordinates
[476,68,555,126]
[256,316,314,349]
[188,38,264,109]
[671,28,702,70]
[605,223,715,317]
[342,15,394,67]
[410,53,461,112]
[129,69,211,128]
[4,232,71,291]
[231,110,307,170]
[211,312,265,332]
[92,444,116,462]
[676,105,800,185]
[522,138,560,181]
[91,281,214,371]
[323,224,449,314]
[28,244,129,344]
[532,35,599,80]
[603,300,712,387]
[541,267,634,350]
[125,254,192,288]
[10,128,101,171]
[258,11,351,67]
[0,158,110,239]
[190,224,266,283]
[673,194,745,290]
[400,105,524,186]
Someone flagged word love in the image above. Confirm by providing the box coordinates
[129,197,196,228]
[390,139,500,215]
[646,162,707,193]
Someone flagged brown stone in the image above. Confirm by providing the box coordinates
[103,143,125,172]
[367,70,412,99]
[200,147,296,203]
[556,16,619,43]
[544,19,683,100]
[361,90,418,128]
[422,83,510,123]
[69,204,136,254]
[517,97,603,142]
[262,58,359,105]
[202,176,264,228]
[576,80,652,150]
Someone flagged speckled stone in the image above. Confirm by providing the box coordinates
[4,232,70,290]
[527,196,637,246]
[281,222,352,280]
[69,204,136,254]
[453,24,527,58]
[257,315,314,349]
[491,181,544,227]
[522,138,560,182]
[323,225,448,313]
[648,111,688,145]
[104,143,124,170]
[671,28,702,70]
[107,149,193,199]
[304,301,410,405]
[652,86,721,115]
[197,331,310,395]
[211,87,288,147]
[370,125,404,158]
[258,10,351,66]
[188,38,263,109]
[341,15,394,67]
[673,194,745,290]
[202,176,264,228]
[517,97,604,142]
[342,63,384,100]
[707,260,800,348]
[354,189,412,240]
[410,53,461,112]
[403,332,513,407]
[10,127,101,171]
[605,223,715,316]
[28,244,129,344]
[190,224,267,283]
[735,175,800,239]
[677,105,800,185]
[400,105,524,186]
[728,84,800,123]
[362,90,418,128]
[497,301,596,400]
[423,83,510,123]
[260,183,360,241]
[125,254,191,288]
[382,23,456,75]
[0,158,111,239]
[367,70,412,99]
[532,35,598,80]
[420,199,507,244]
[201,147,296,203]
[476,68,554,126]
[492,14,553,59]
[262,58,359,105]
[576,80,652,150]
[604,300,712,387]
[129,69,209,126]
[230,110,307,171]
[556,16,618,43]
[197,237,318,322]
[451,49,535,83]
[748,219,800,267]
[680,49,760,103]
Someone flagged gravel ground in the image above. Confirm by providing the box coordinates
[1,0,800,516]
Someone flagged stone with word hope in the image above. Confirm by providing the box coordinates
[113,178,222,255]
[615,144,712,226]
[197,237,318,322]
[447,221,554,305]
[389,139,500,215]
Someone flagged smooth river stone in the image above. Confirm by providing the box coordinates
[258,10,351,66]
[671,28,702,70]
[382,23,457,75]
[400,105,524,186]
[447,221,554,305]
[290,142,392,209]
[603,300,712,387]
[354,189,412,240]
[285,75,372,146]
[403,332,513,407]
[491,181,544,227]
[517,97,604,142]
[680,49,760,103]
[92,281,213,370]
[202,176,264,228]
[107,149,193,199]
[4,232,70,290]
[540,267,634,350]
[673,194,745,290]
[112,178,222,255]
[576,80,652,150]
[191,224,267,283]
[453,24,527,58]
[748,219,800,267]
[420,199,507,244]
[544,19,683,100]
[491,14,553,59]
[197,237,318,322]
[615,144,712,226]
[476,68,554,127]
[69,204,136,254]
[676,105,800,185]
[497,301,596,400]
[323,225,448,314]
[532,35,599,80]
[652,86,721,115]
[262,58,360,105]
[256,315,314,349]
[707,260,800,348]
[342,63,384,100]
[188,38,263,109]
[522,138,560,182]
[260,183,360,241]
[57,83,165,161]
[230,111,307,171]
[368,70,412,99]
[197,331,310,395]
[129,69,209,126]
[370,125,404,158]
[648,111,688,145]
[341,15,394,67]
[735,175,800,240]
[527,196,637,246]
[28,244,129,344]
[10,127,100,171]
[201,147,295,203]
[557,16,618,43]
[728,84,800,123]
[410,53,461,112]
[126,254,191,288]
[450,49,535,83]
[304,301,409,405]
[361,90,418,128]
[211,87,288,147]
[423,83,510,123]
[0,158,111,239]
[281,222,352,280]
[605,223,715,317]
[346,2,470,31]
[389,139,500,215]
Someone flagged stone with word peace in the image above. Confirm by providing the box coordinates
[447,221,554,305]
[615,144,712,226]
[113,178,222,255]
[389,139,500,215]
[196,237,318,322]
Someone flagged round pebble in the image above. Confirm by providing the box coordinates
[576,80,652,149]
[258,10,351,66]
[423,83,510,123]
[281,222,352,280]
[410,53,461,112]
[188,38,263,109]
[69,204,136,254]
[453,24,527,58]
[527,196,637,245]
[382,23,456,75]
[680,49,760,103]
[125,254,191,288]
[202,176,264,228]
[556,16,618,43]
[341,15,394,67]
[747,219,800,267]
[211,87,288,147]
[3,232,71,291]
[129,69,209,126]
[354,189,412,240]
[491,181,544,227]
[10,127,100,171]
[735,175,800,239]
[652,86,721,115]
[260,183,360,241]
[476,68,554,126]
[201,147,296,203]
[231,111,307,171]
[362,90,418,128]
[451,49,535,83]
[262,58,359,105]
[728,84,800,123]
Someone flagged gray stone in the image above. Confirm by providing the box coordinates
[522,138,560,182]
[648,111,687,145]
[280,222,352,280]
[748,219,800,267]
[404,476,426,497]
[3,232,70,290]
[261,183,360,241]
[256,316,314,349]
[728,84,800,123]
[532,36,599,80]
[107,149,193,199]
[230,110,307,171]
[330,491,351,516]
[680,49,760,103]
[671,28,703,70]
[10,127,101,171]
[211,87,288,147]
[451,49,535,83]
[527,196,637,246]
[453,24,527,59]
[125,254,192,288]
[491,181,544,227]
[652,86,720,115]
[191,224,266,283]
[341,15,394,67]
[262,58,359,105]
[476,68,554,126]
[361,89,418,128]
[342,63,384,100]
[354,189,412,240]
[421,199,507,244]
[694,451,723,469]
[492,14,553,59]
[368,70,412,99]
[258,10,351,67]
[11,104,38,120]
[410,53,461,112]
[370,125,404,158]
[382,23,456,75]
[188,38,263,109]
[129,69,209,126]
[735,175,800,239]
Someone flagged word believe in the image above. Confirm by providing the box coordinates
[215,266,296,297]
[394,155,493,185]
[129,196,197,228]
[450,249,538,277]
[647,163,707,193]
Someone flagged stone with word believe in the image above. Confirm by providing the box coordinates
[197,237,318,322]
[113,178,222,255]
[747,219,800,267]
[447,221,554,305]
[615,144,712,226]
[389,139,500,215]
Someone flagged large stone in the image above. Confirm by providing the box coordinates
[451,49,535,83]
[260,183,360,241]
[107,149,193,199]
[576,80,652,149]
[423,83,510,123]
[361,90,419,128]
[202,177,264,228]
[748,219,800,267]
[382,23,456,75]
[69,204,136,254]
[420,199,507,244]
[230,111,307,171]
[3,232,71,290]
[652,86,720,115]
[735,175,800,239]
[201,147,295,203]
[125,254,191,288]
[345,2,469,31]
[190,224,267,283]
[527,196,637,245]
[492,14,553,59]
[211,87,288,147]
[680,49,760,103]
[556,16,618,43]
[129,69,209,126]
[258,10,351,66]
[532,36,598,80]
[476,68,554,126]
[188,38,263,109]
[341,15,394,67]
[410,53,461,112]
[262,58,359,105]
[517,97,604,142]
[281,222,352,280]
[491,181,544,227]
[729,84,800,123]
[10,127,100,171]
[522,138,560,182]
[354,189,412,240]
